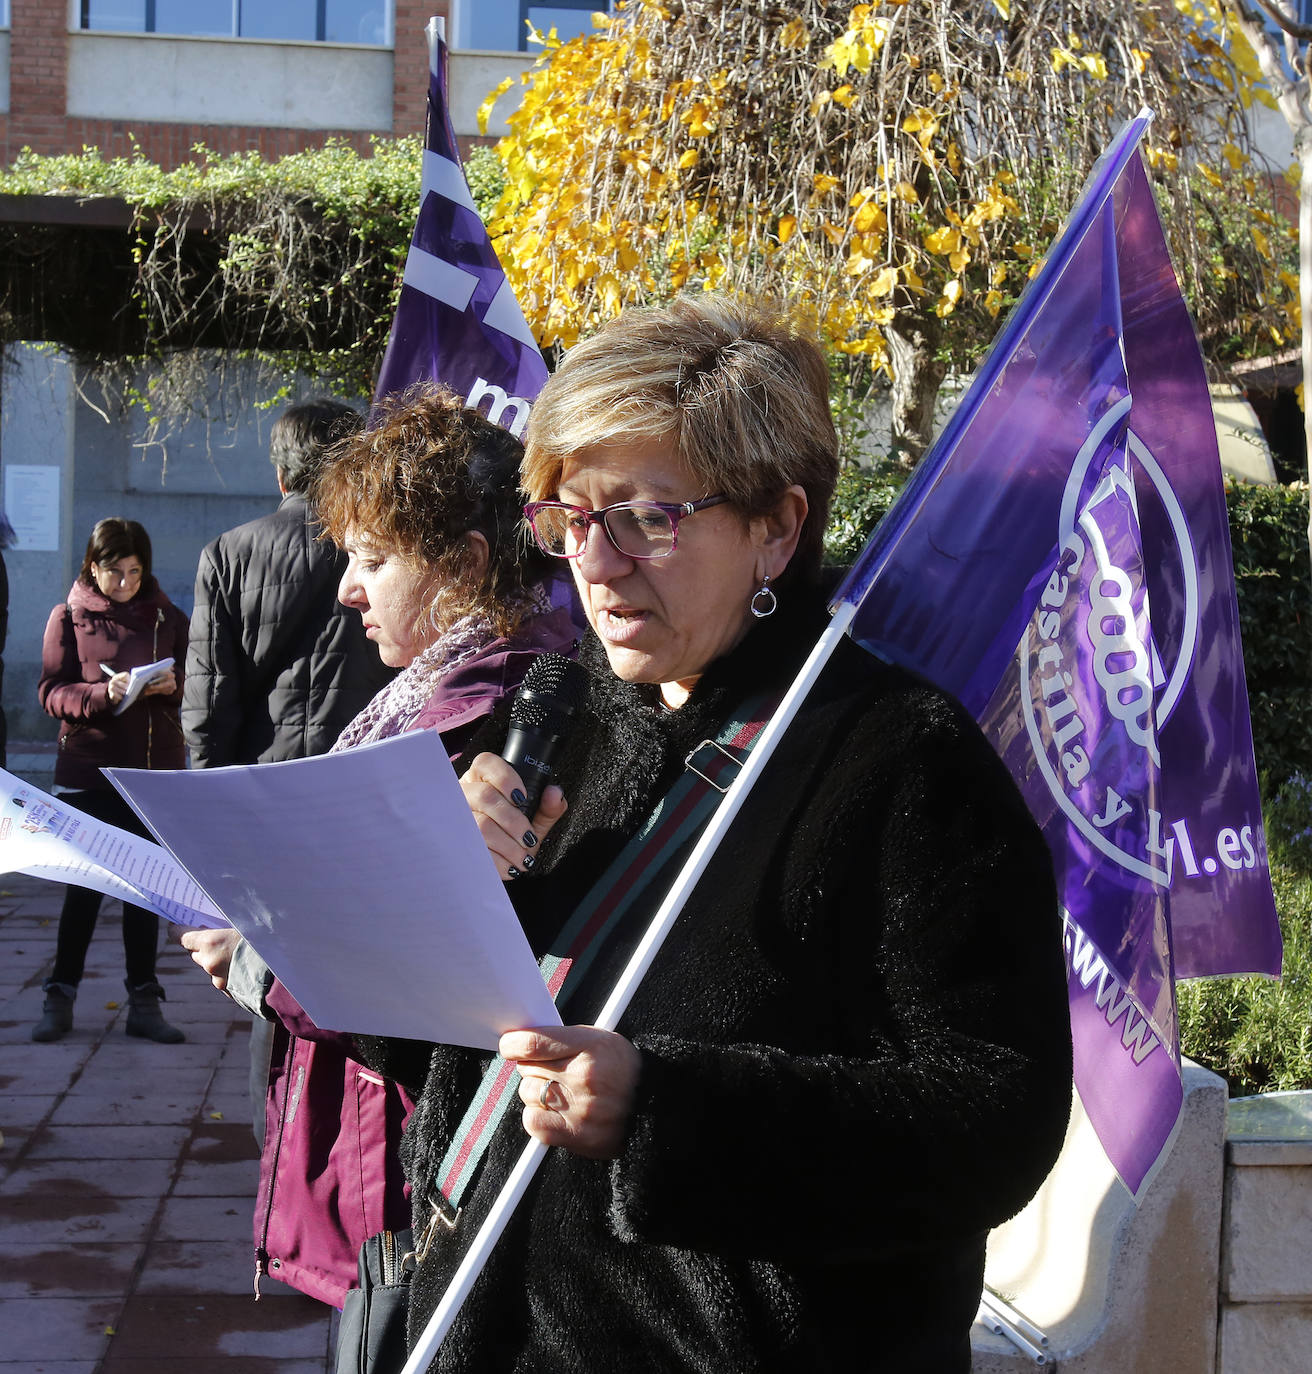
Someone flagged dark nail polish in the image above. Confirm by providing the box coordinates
[510,789,528,809]
[523,831,537,848]
[522,854,535,871]
[507,866,521,880]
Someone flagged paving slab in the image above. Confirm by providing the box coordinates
[107,1293,331,1359]
[0,1297,119,1361]
[0,1156,177,1200]
[0,1194,160,1246]
[0,872,336,1371]
[48,1094,204,1128]
[23,1125,192,1161]
[0,1363,99,1373]
[0,1241,140,1298]
[134,1239,262,1296]
[173,1157,260,1197]
[155,1196,254,1243]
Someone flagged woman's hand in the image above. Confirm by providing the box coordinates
[460,752,567,880]
[506,1025,642,1160]
[180,927,242,993]
[142,667,177,697]
[106,672,130,705]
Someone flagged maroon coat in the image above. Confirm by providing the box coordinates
[39,577,189,790]
[251,605,579,1308]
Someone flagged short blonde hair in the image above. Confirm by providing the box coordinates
[523,295,839,583]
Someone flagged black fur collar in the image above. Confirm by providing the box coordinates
[532,580,834,881]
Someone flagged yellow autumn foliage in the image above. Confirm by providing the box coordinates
[478,0,1296,392]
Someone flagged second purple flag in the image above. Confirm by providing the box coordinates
[832,112,1281,1197]
[373,21,547,425]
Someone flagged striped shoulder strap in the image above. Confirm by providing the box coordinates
[412,693,777,1252]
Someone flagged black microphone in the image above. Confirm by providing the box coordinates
[501,652,588,815]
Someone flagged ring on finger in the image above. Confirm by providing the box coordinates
[538,1079,558,1112]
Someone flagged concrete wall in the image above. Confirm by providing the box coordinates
[1218,1093,1312,1371]
[975,1062,1228,1373]
[67,32,395,132]
[449,49,531,138]
[57,30,522,144]
[1,344,361,746]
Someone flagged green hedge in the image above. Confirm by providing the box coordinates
[1178,775,1312,1095]
[1227,481,1312,786]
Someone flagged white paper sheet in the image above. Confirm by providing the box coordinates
[103,657,174,715]
[0,769,228,928]
[107,731,560,1051]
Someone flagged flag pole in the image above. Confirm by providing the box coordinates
[399,601,857,1372]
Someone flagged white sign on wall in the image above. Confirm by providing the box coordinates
[3,465,61,551]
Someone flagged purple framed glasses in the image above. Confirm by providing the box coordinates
[523,495,729,561]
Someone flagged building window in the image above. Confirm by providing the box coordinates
[453,0,603,53]
[77,0,392,45]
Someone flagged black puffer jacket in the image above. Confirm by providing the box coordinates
[359,587,1073,1373]
[182,492,394,767]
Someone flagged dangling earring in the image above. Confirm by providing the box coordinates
[750,574,777,619]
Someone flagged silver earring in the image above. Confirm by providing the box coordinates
[750,575,777,619]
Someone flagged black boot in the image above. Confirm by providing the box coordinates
[32,981,76,1043]
[125,980,185,1044]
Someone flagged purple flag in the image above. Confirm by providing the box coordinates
[373,22,548,429]
[832,113,1281,1197]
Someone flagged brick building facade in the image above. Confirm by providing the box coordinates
[0,0,447,169]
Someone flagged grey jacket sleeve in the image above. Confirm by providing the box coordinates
[225,938,276,1020]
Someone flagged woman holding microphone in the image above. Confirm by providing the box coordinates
[359,296,1073,1371]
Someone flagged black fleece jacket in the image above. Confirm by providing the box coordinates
[358,585,1072,1373]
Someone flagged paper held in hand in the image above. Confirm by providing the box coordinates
[0,768,226,928]
[101,657,173,715]
[106,730,561,1051]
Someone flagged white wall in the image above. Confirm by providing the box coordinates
[64,31,530,139]
[1,346,364,742]
[449,50,532,138]
[66,32,393,131]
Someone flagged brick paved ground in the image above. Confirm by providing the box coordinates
[0,873,338,1373]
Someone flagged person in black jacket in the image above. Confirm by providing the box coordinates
[182,398,395,769]
[357,296,1073,1372]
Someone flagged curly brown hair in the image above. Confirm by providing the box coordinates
[313,383,551,640]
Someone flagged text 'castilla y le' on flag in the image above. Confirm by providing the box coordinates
[831,110,1281,1199]
[372,18,547,428]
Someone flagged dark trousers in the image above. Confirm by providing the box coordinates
[50,788,160,988]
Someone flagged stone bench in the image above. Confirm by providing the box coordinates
[972,1060,1228,1372]
[1218,1091,1312,1372]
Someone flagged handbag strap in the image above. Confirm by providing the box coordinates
[414,692,777,1250]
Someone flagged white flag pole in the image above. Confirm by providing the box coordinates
[400,602,856,1373]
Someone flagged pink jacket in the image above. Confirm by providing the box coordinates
[251,605,579,1306]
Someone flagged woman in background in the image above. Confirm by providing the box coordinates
[182,384,578,1307]
[35,517,189,1044]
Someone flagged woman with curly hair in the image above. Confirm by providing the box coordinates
[182,384,578,1307]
